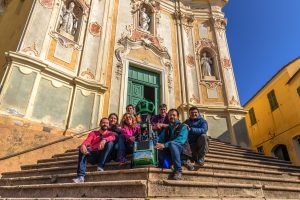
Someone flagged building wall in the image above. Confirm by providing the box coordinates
[0,0,34,77]
[244,58,300,164]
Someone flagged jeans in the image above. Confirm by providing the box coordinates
[158,141,183,173]
[189,134,209,161]
[76,141,114,177]
[117,134,134,160]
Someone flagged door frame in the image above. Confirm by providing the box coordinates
[118,58,166,117]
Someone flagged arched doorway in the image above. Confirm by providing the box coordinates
[293,135,300,164]
[272,144,290,161]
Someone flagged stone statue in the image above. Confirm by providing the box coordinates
[59,1,78,36]
[139,7,150,31]
[201,52,213,77]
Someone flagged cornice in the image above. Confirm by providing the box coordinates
[5,51,108,93]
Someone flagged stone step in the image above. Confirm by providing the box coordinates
[39,148,286,166]
[0,180,147,198]
[149,180,300,198]
[149,168,300,187]
[22,152,296,171]
[1,167,299,188]
[0,168,148,186]
[1,159,290,180]
[1,162,131,178]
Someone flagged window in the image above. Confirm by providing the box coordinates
[267,90,279,111]
[257,146,264,153]
[297,86,300,97]
[249,107,257,125]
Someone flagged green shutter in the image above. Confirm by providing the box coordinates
[249,107,257,126]
[267,90,279,111]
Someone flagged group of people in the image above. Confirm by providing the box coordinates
[73,104,209,183]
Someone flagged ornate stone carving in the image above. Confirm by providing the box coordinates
[212,16,227,30]
[131,0,160,13]
[195,38,216,51]
[49,31,82,50]
[22,43,39,57]
[190,94,200,104]
[200,81,222,89]
[115,24,173,91]
[221,58,232,69]
[89,22,102,37]
[81,68,95,80]
[212,16,227,39]
[229,96,239,106]
[39,0,54,9]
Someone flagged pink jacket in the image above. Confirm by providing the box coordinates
[121,125,140,140]
[82,130,115,151]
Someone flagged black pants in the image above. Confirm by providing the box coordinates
[189,134,209,161]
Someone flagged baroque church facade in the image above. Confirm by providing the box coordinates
[0,0,250,146]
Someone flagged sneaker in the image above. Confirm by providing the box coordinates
[184,159,195,171]
[196,157,205,166]
[172,172,183,180]
[72,176,84,183]
[97,167,104,172]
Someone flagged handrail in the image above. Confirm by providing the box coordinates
[0,127,100,161]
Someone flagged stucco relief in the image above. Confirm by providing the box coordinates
[115,21,173,91]
[190,94,200,104]
[39,0,54,9]
[212,16,227,40]
[81,68,95,80]
[222,58,232,69]
[22,43,39,57]
[88,22,102,37]
[195,38,216,50]
[186,54,195,67]
[49,31,82,50]
[229,95,239,106]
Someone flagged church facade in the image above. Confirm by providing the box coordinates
[0,0,250,146]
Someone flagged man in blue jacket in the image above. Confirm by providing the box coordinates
[156,109,192,180]
[184,106,208,166]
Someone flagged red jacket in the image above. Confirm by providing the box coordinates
[82,130,115,151]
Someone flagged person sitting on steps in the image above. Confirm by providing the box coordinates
[156,109,192,180]
[73,118,116,183]
[117,112,140,165]
[184,106,209,167]
[108,113,122,161]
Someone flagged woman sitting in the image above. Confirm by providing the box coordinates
[117,113,140,164]
[108,113,122,160]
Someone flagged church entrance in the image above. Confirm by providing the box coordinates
[127,66,160,114]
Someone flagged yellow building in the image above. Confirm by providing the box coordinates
[244,57,300,165]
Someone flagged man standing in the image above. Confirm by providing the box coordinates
[150,104,169,136]
[184,106,209,166]
[73,118,116,183]
[156,109,191,180]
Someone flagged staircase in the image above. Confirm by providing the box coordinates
[1,138,300,199]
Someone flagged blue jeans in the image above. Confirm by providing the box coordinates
[158,141,183,173]
[117,134,134,161]
[76,141,114,177]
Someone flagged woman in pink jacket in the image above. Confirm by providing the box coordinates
[117,113,140,164]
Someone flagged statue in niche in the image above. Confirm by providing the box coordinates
[59,1,78,36]
[139,7,150,31]
[201,52,214,77]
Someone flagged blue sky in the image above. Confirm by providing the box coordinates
[224,0,300,105]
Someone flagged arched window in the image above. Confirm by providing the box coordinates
[272,144,290,161]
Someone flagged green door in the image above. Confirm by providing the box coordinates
[127,66,160,114]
